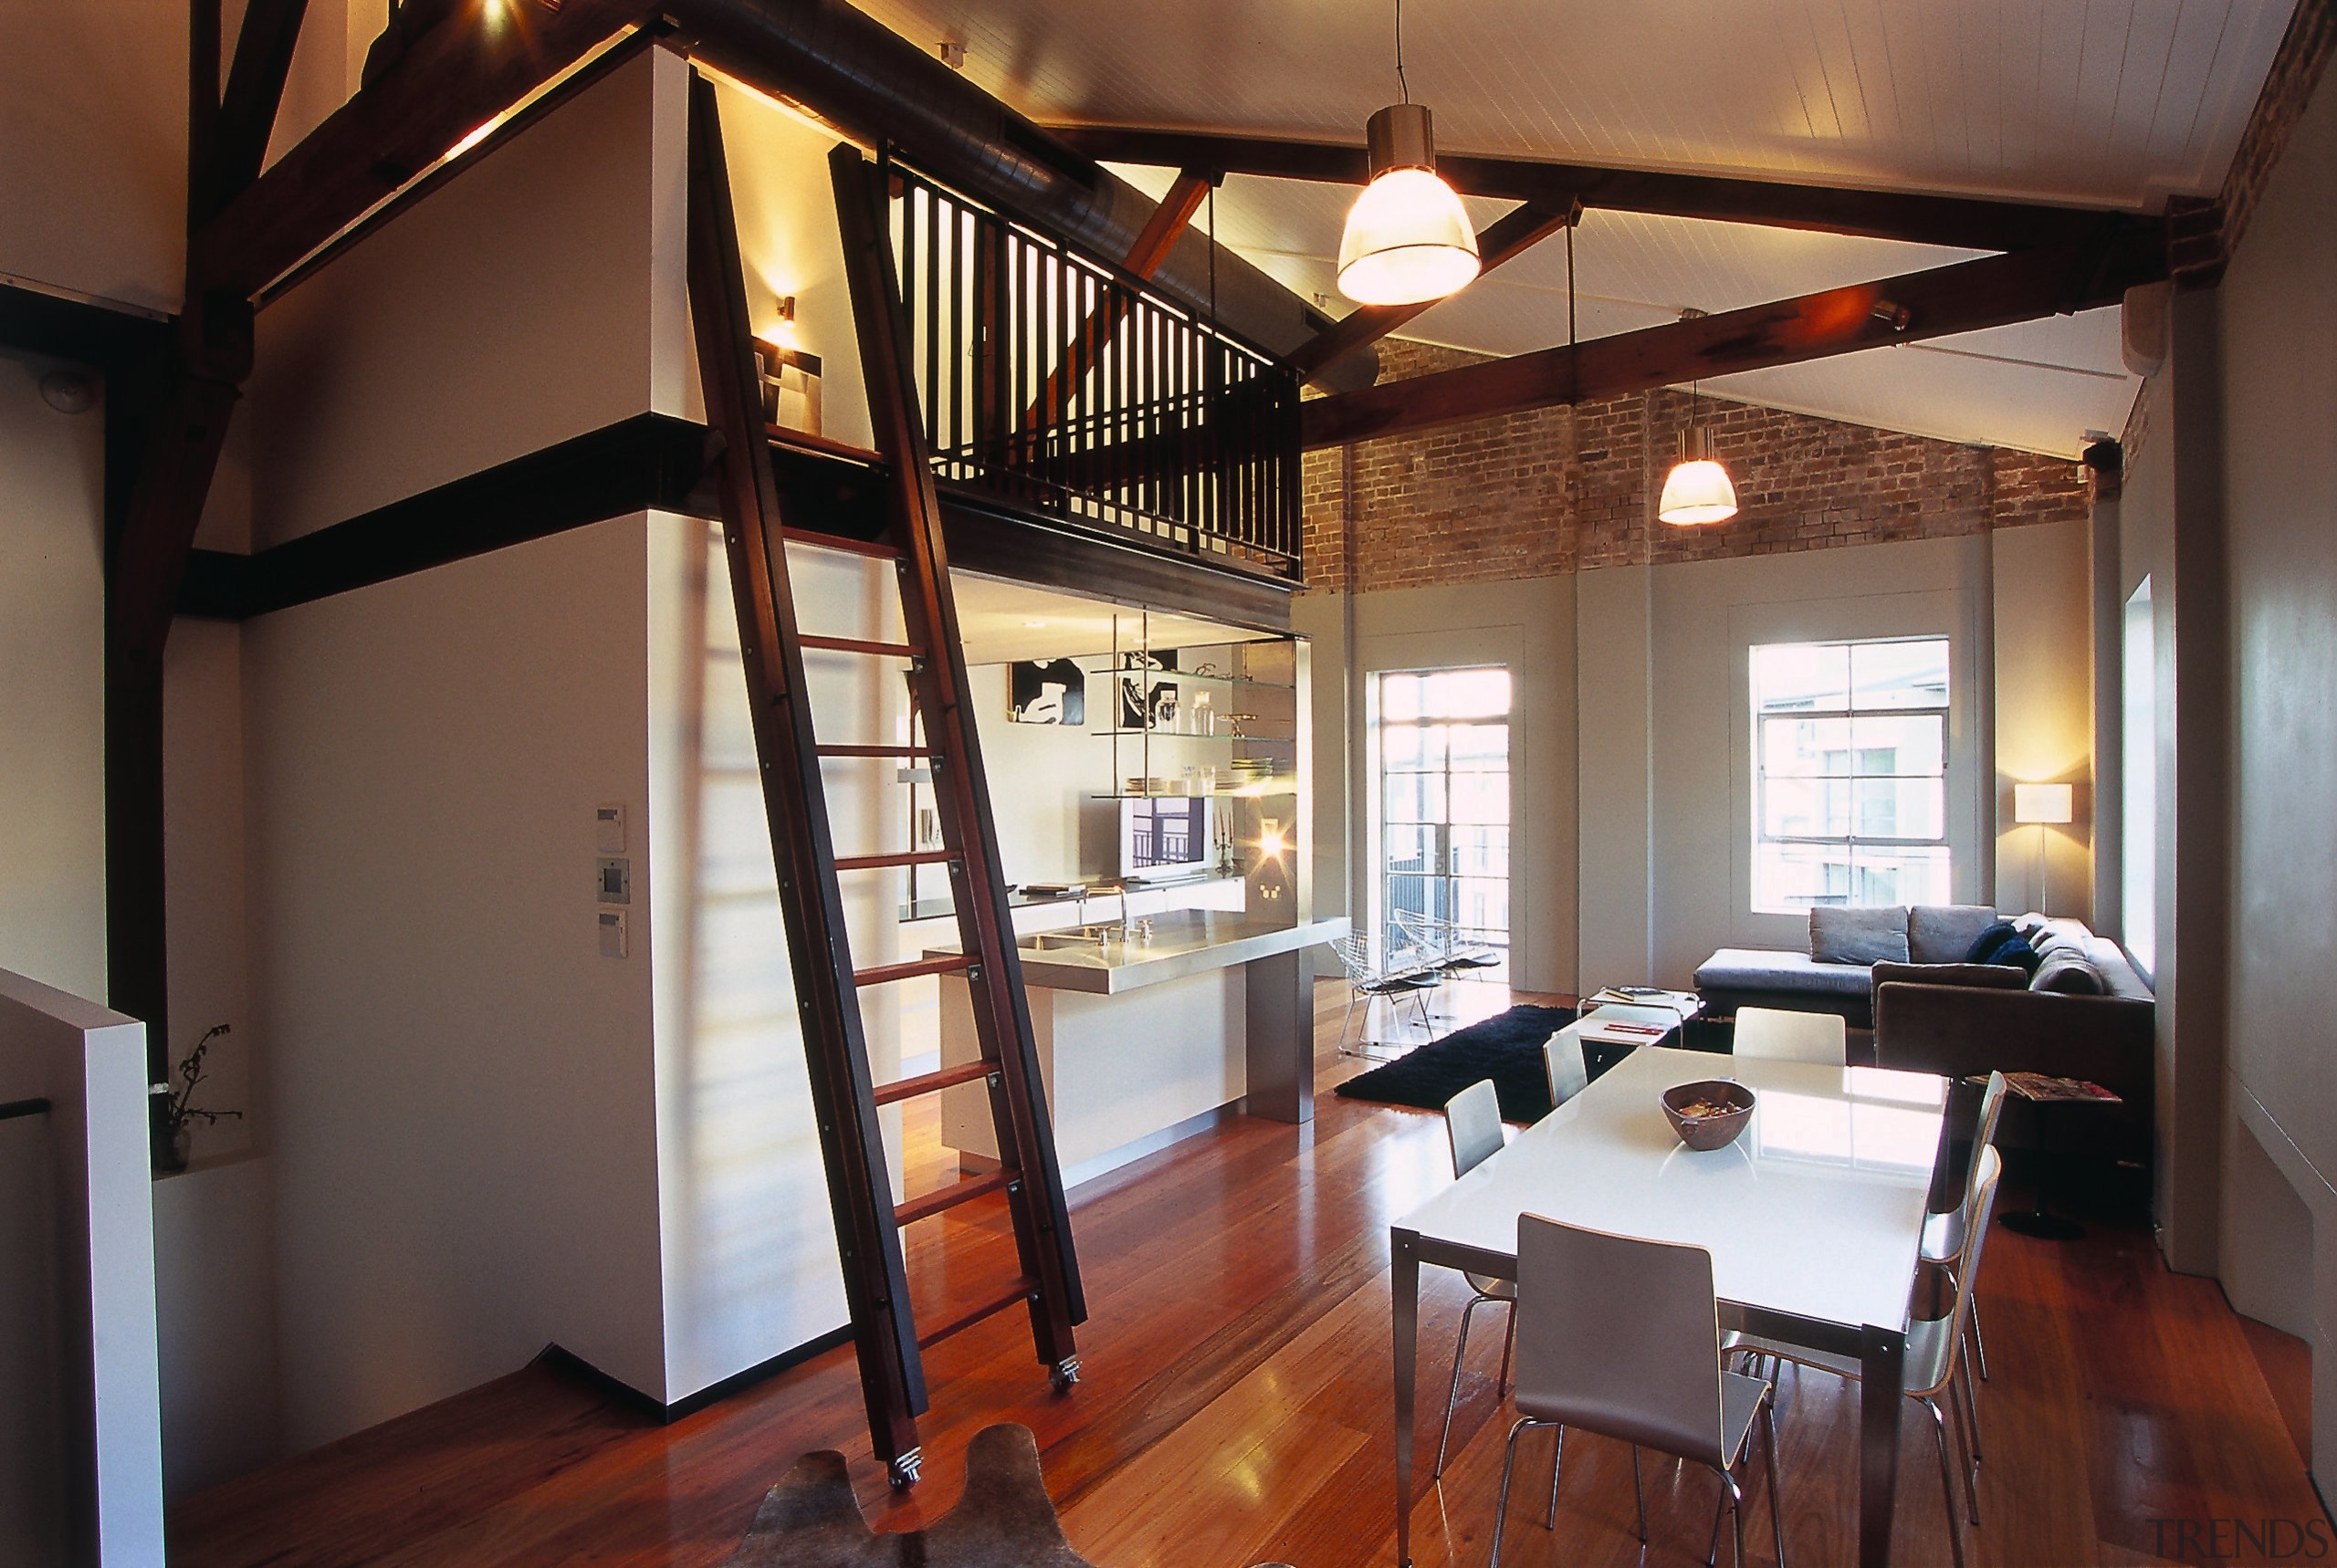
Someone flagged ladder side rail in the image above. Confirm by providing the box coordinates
[829,144,1090,1352]
[686,78,927,1467]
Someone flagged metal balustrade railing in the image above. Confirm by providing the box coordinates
[885,160,1303,580]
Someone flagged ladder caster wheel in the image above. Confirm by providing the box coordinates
[1049,1357,1081,1393]
[887,1449,923,1490]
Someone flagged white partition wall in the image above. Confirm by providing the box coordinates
[0,970,162,1567]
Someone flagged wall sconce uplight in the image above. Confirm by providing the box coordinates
[753,298,823,436]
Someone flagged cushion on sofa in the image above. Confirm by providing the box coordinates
[2086,936,2154,999]
[1809,905,1910,966]
[1872,960,2028,992]
[1909,905,2002,964]
[1963,921,2016,960]
[1694,947,1879,999]
[2032,951,2110,994]
[1965,924,2042,974]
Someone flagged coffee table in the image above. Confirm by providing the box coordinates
[1388,1045,1950,1566]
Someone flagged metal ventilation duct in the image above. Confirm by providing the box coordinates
[665,0,1377,392]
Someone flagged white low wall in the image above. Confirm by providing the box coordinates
[0,969,162,1566]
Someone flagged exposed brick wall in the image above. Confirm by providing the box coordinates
[1302,339,2091,595]
[2220,0,2337,257]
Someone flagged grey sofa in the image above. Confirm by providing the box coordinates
[1695,907,2156,1155]
[1695,904,2009,1031]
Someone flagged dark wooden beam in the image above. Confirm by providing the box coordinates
[940,497,1294,634]
[1026,170,1212,428]
[200,0,645,297]
[178,413,714,618]
[1286,200,1576,384]
[1301,227,2169,448]
[0,280,169,369]
[202,0,314,224]
[177,416,1293,631]
[1124,170,1215,277]
[1050,124,2148,254]
[105,314,249,1061]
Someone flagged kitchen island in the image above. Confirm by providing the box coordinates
[931,909,1347,1185]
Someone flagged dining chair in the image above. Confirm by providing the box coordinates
[1544,1029,1588,1111]
[1493,1217,1785,1568]
[1730,1007,1847,1065]
[1434,1080,1517,1477]
[1725,1146,2003,1568]
[1920,1071,2007,1454]
[1326,933,1437,1058]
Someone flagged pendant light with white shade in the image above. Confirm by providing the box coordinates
[1659,380,1739,526]
[1336,0,1480,307]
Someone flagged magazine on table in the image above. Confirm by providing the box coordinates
[1978,1071,2123,1104]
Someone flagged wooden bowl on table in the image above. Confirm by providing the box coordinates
[1661,1079,1756,1151]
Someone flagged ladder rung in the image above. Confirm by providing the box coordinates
[817,744,934,759]
[895,1166,1018,1228]
[801,634,926,659]
[781,527,898,560]
[873,1059,995,1106]
[916,1277,1039,1350]
[854,955,975,986]
[834,849,959,871]
[767,427,884,465]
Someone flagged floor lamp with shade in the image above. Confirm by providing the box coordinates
[2013,783,2075,914]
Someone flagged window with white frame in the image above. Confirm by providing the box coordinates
[1751,637,1951,911]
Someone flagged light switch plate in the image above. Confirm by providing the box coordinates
[596,857,632,905]
[595,803,626,853]
[598,910,628,958]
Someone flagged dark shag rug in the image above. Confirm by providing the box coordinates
[727,1424,1094,1568]
[1335,1004,1733,1124]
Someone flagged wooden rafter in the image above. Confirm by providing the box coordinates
[1300,225,2169,448]
[199,0,643,298]
[1286,199,1577,384]
[1024,168,1212,428]
[203,0,314,225]
[1051,124,2151,254]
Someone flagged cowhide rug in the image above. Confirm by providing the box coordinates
[727,1424,1095,1568]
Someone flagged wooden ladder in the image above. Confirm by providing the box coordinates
[682,73,1085,1488]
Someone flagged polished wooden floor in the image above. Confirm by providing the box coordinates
[173,982,2325,1567]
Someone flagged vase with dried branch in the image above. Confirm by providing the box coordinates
[153,1023,241,1173]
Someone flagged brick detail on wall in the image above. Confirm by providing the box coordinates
[2220,0,2337,258]
[1302,340,2091,595]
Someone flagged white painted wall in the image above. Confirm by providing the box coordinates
[0,1,185,312]
[1993,519,2096,924]
[151,1156,281,1497]
[0,350,108,1002]
[1301,528,2091,998]
[1650,536,1990,987]
[1296,576,1578,993]
[646,519,906,1400]
[244,517,666,1448]
[2211,55,2337,1485]
[0,971,161,1567]
[707,77,874,449]
[249,48,682,547]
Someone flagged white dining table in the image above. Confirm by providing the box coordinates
[1388,1044,1950,1567]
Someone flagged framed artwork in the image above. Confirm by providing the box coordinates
[1010,658,1086,726]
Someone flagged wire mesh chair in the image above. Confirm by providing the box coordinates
[1326,933,1437,1059]
[1392,909,1503,1020]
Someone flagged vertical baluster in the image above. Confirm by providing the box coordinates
[1140,299,1156,532]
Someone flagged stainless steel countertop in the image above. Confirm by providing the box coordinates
[927,909,1351,996]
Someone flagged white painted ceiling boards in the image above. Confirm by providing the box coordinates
[854,0,2298,455]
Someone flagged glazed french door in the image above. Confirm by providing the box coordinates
[1377,666,1512,978]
